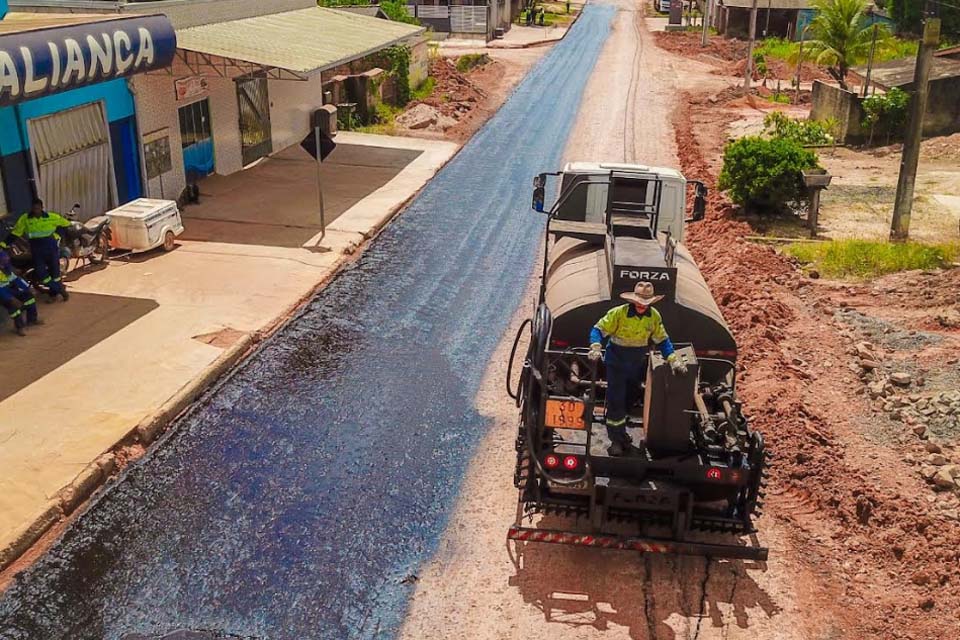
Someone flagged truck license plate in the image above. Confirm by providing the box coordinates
[545,399,585,430]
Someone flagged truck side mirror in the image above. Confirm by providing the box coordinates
[532,174,546,213]
[690,182,707,222]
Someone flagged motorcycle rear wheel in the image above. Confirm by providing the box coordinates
[89,235,110,264]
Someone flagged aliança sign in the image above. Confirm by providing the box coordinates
[0,14,176,106]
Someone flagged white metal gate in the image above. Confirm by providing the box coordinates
[450,6,488,34]
[26,102,116,220]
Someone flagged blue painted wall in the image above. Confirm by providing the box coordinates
[0,1,7,21]
[0,79,135,155]
[0,79,141,214]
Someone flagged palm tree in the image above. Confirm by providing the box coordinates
[798,0,893,90]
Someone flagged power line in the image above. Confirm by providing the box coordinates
[926,0,960,12]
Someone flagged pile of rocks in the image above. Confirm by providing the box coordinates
[918,448,960,493]
[848,339,960,495]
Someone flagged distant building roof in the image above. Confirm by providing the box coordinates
[332,6,390,20]
[851,57,960,89]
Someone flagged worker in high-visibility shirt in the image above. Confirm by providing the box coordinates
[0,250,40,336]
[588,282,688,456]
[11,199,71,302]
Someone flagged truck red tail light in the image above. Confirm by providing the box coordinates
[563,455,580,470]
[544,454,560,469]
[706,467,723,481]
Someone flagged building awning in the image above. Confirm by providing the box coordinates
[0,12,176,106]
[720,0,811,9]
[851,57,960,89]
[170,7,424,81]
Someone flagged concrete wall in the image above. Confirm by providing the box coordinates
[10,0,316,28]
[409,38,430,90]
[268,72,324,153]
[923,78,960,137]
[810,80,866,143]
[813,78,960,144]
[133,72,243,200]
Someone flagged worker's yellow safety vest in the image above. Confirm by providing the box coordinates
[594,304,669,348]
[12,211,70,240]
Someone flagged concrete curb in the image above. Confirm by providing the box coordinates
[134,331,259,446]
[0,501,62,572]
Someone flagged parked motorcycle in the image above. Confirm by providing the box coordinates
[0,205,110,288]
[60,203,112,269]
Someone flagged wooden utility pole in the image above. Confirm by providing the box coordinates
[743,0,759,90]
[890,18,940,242]
[701,0,711,46]
[861,23,879,98]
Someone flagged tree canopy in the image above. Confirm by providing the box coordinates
[799,0,895,90]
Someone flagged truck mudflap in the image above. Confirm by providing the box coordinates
[507,526,769,561]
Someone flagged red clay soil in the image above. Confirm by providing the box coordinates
[675,92,960,638]
[655,31,826,83]
[410,58,487,119]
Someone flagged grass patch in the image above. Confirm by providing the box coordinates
[356,102,402,135]
[783,239,960,278]
[755,37,798,61]
[411,76,436,101]
[877,38,918,63]
[456,53,489,73]
[756,36,917,65]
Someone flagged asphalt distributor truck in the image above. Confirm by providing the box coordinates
[507,163,768,560]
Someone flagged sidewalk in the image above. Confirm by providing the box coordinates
[441,22,572,50]
[0,132,458,570]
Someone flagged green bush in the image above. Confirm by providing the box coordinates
[784,239,960,278]
[456,53,490,73]
[718,136,820,213]
[318,0,418,25]
[861,87,910,145]
[762,111,834,146]
[411,77,436,101]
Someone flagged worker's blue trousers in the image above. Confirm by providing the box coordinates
[604,344,647,443]
[0,281,38,329]
[30,237,64,296]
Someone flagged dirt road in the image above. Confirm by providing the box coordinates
[400,4,821,639]
[399,3,958,640]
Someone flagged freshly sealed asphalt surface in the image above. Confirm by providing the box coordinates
[0,6,614,639]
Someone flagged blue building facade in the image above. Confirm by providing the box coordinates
[0,12,175,218]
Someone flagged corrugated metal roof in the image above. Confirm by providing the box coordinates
[851,57,960,88]
[720,0,810,9]
[175,7,423,74]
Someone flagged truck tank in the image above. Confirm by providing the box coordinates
[544,231,735,383]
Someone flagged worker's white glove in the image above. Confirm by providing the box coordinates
[668,353,688,376]
[588,342,603,362]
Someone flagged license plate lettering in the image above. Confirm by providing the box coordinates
[545,399,586,429]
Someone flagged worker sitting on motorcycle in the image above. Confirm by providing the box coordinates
[588,282,688,456]
[0,250,41,336]
[11,198,71,302]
